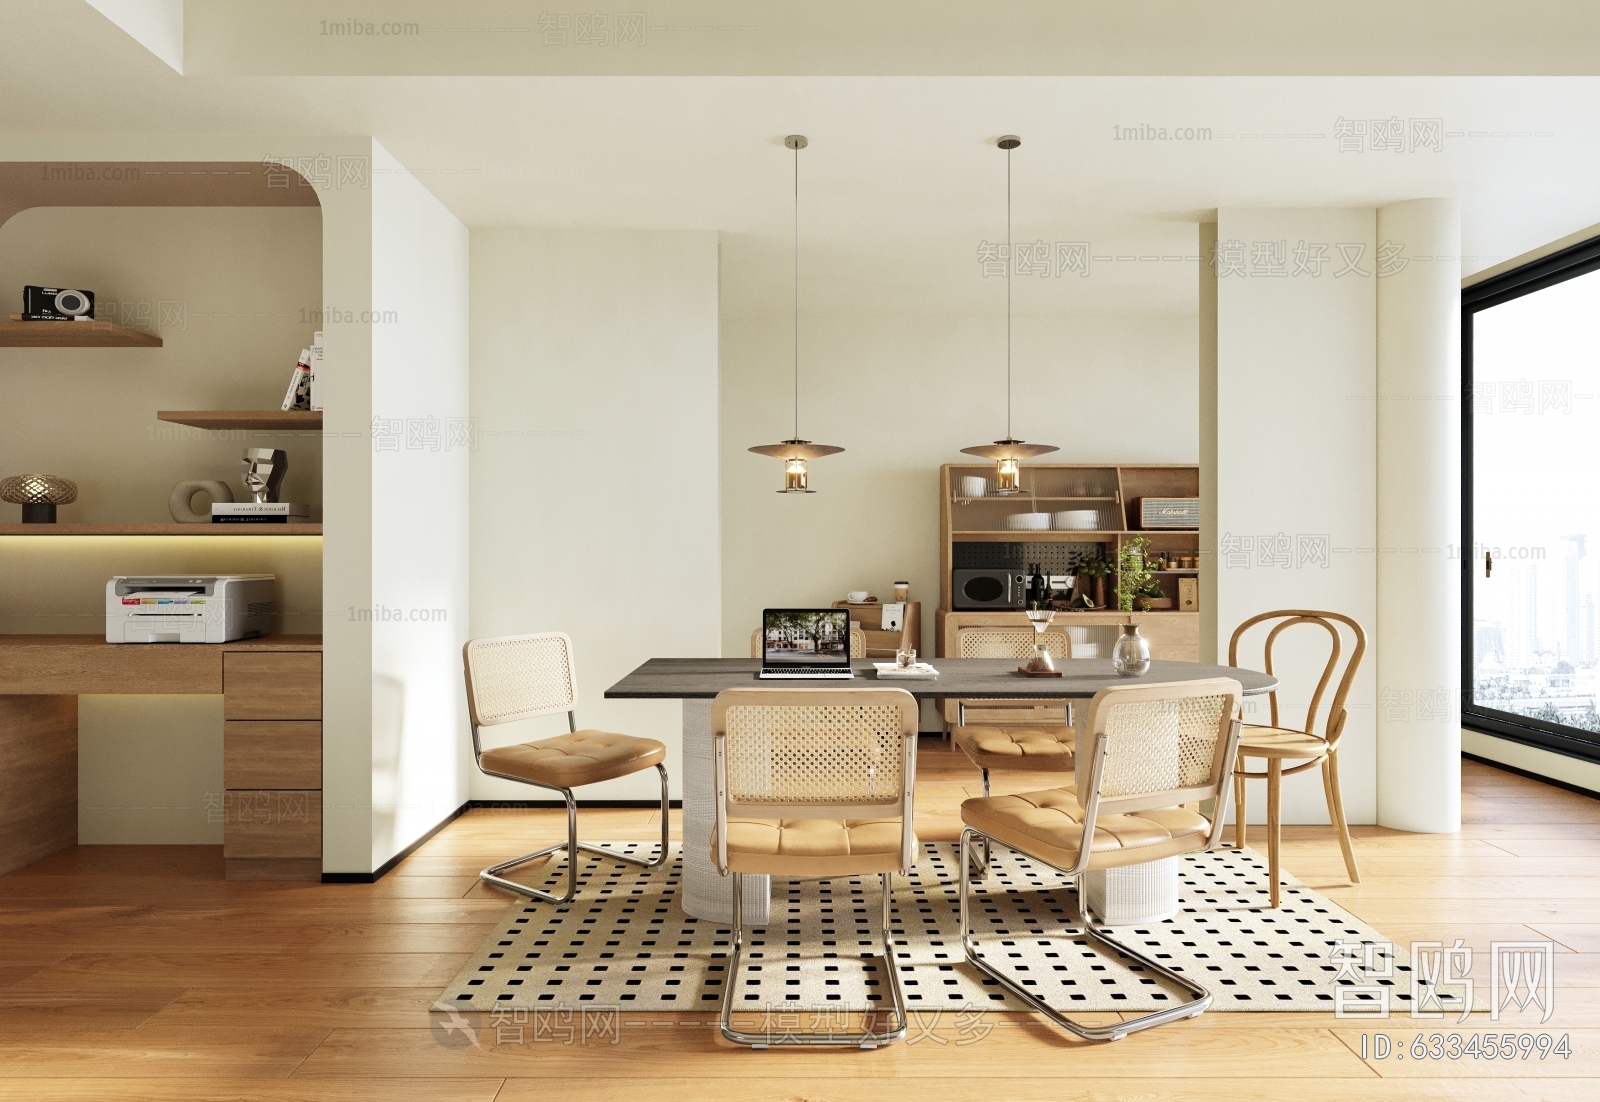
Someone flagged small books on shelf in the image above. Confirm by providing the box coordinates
[281,349,312,411]
[212,502,311,524]
[280,332,324,412]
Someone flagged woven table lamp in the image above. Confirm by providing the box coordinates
[1,474,78,523]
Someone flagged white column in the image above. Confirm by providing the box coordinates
[1375,199,1461,832]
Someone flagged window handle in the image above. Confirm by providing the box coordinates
[1485,550,1493,578]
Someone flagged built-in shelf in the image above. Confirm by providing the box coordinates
[0,523,321,536]
[157,410,322,431]
[0,318,163,348]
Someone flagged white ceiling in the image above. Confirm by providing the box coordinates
[3,2,1600,316]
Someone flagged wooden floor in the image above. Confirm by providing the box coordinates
[1,744,1597,1100]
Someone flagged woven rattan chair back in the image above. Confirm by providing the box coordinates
[749,625,868,659]
[712,687,919,870]
[462,632,578,729]
[1227,610,1366,752]
[956,626,1070,660]
[1074,678,1244,818]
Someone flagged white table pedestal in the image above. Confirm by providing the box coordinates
[1084,856,1180,925]
[678,699,770,924]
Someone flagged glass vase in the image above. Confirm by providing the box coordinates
[1112,623,1150,677]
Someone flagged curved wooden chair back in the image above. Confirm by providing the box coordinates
[1227,610,1366,753]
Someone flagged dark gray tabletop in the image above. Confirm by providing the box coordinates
[604,657,1276,700]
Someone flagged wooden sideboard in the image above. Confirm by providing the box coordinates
[0,634,323,880]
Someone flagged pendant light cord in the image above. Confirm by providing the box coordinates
[1006,143,1013,440]
[793,140,800,441]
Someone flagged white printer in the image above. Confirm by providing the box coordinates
[106,575,275,643]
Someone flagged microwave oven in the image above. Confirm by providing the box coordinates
[952,568,1027,610]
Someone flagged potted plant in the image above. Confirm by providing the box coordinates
[1115,536,1154,613]
[1077,554,1111,609]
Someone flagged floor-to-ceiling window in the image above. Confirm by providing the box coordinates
[1465,238,1600,759]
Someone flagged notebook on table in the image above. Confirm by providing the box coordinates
[758,608,854,679]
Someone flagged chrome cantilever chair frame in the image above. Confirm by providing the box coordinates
[712,687,917,1050]
[471,712,670,904]
[957,680,1244,1041]
[464,632,670,905]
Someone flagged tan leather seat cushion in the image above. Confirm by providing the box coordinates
[962,787,1209,872]
[711,817,912,876]
[954,725,1075,771]
[480,730,665,789]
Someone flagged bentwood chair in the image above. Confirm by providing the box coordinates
[711,687,919,1049]
[748,624,868,660]
[462,632,671,903]
[1228,611,1365,907]
[959,678,1244,1041]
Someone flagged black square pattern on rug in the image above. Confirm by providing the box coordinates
[432,841,1446,1015]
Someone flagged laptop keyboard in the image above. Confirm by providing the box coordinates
[758,668,854,679]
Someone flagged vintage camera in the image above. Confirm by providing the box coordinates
[22,285,95,320]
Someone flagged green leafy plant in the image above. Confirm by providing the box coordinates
[1115,536,1153,612]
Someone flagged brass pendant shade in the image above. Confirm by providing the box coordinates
[961,135,1057,494]
[750,134,843,494]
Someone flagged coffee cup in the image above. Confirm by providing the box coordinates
[847,590,870,603]
[893,581,909,602]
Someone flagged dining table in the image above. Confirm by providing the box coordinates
[604,656,1278,924]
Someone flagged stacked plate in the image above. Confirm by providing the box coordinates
[1052,509,1099,530]
[1004,512,1051,531]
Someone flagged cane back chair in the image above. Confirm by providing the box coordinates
[959,677,1244,1041]
[1228,610,1365,907]
[711,687,919,1049]
[463,632,670,903]
[944,621,1076,782]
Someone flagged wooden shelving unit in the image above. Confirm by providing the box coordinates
[0,523,321,536]
[939,462,1201,661]
[0,319,162,348]
[157,410,322,431]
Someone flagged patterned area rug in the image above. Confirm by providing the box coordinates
[433,841,1442,1015]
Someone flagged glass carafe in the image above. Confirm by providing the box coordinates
[1024,608,1057,673]
[1112,623,1150,677]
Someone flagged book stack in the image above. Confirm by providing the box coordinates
[280,332,324,412]
[212,502,311,524]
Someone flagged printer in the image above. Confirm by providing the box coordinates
[106,575,275,643]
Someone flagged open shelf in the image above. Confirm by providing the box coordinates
[0,523,321,536]
[157,410,322,431]
[0,319,162,348]
[951,530,1126,540]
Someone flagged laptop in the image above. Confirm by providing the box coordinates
[758,608,854,679]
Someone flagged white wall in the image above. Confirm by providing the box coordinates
[368,140,472,866]
[718,312,1199,665]
[469,227,721,801]
[1214,207,1379,826]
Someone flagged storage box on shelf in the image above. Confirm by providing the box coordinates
[829,600,921,659]
[938,462,1200,660]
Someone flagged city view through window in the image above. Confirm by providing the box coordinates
[1472,264,1600,736]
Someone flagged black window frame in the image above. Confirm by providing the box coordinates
[1462,233,1600,762]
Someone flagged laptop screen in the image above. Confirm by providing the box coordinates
[761,608,852,668]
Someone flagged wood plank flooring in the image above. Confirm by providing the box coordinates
[1,746,1596,1100]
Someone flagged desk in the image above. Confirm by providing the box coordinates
[0,634,323,880]
[606,657,1276,924]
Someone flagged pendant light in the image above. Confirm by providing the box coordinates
[961,134,1056,494]
[750,134,843,493]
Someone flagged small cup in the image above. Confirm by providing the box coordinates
[847,590,870,603]
[896,648,917,668]
[893,582,909,602]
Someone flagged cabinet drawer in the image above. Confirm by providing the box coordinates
[224,652,321,720]
[1132,615,1199,645]
[224,721,321,790]
[222,789,321,858]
